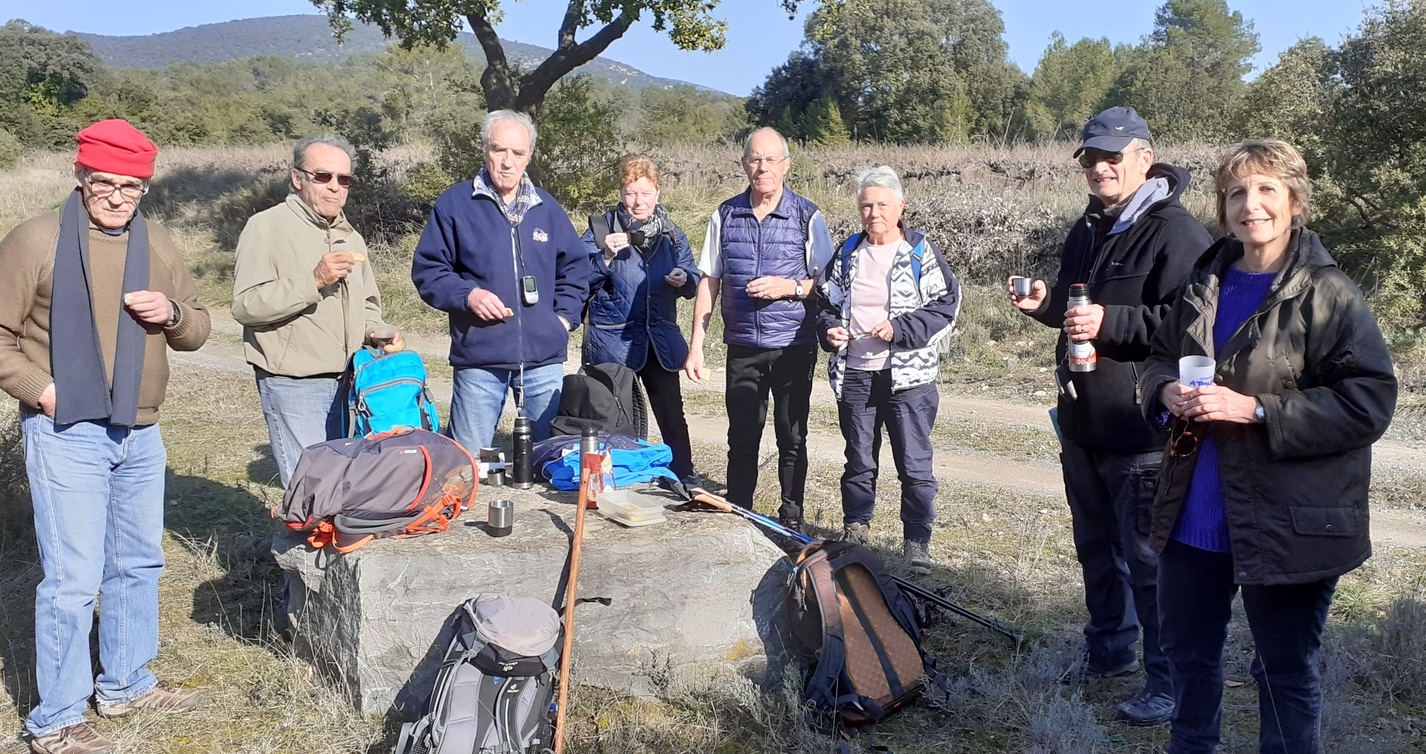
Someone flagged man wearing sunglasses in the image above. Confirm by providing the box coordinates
[0,119,211,754]
[232,134,399,487]
[1006,106,1212,726]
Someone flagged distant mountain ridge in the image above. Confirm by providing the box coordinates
[71,14,724,95]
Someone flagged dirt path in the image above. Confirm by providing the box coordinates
[184,307,1426,548]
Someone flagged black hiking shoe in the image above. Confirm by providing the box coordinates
[1114,688,1174,726]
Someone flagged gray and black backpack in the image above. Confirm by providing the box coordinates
[395,594,562,754]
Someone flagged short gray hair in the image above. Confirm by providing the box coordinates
[293,135,355,171]
[742,127,790,161]
[481,110,538,151]
[1128,137,1152,154]
[854,165,904,202]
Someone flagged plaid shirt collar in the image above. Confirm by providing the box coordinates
[473,169,542,226]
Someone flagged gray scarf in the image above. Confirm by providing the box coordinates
[51,189,149,427]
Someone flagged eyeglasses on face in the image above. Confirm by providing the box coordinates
[1077,148,1141,170]
[296,167,357,187]
[743,156,787,168]
[1170,422,1199,457]
[84,174,148,201]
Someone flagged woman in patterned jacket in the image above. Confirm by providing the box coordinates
[815,165,961,574]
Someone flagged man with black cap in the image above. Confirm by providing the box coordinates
[1006,106,1211,725]
[0,119,210,753]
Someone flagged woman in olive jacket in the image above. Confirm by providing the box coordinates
[1138,139,1396,754]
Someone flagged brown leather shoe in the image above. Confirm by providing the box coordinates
[95,684,201,719]
[28,722,114,754]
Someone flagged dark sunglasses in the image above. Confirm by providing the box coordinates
[296,167,357,187]
[1170,422,1199,457]
[1077,148,1140,169]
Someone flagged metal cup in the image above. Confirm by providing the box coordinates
[487,499,513,537]
[1012,276,1033,298]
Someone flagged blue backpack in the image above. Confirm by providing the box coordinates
[346,347,441,437]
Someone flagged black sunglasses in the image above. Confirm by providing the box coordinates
[1170,422,1199,457]
[1077,148,1141,170]
[296,167,357,187]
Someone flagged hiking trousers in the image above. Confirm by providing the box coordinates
[723,343,815,521]
[836,368,938,543]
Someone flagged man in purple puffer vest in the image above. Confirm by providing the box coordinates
[685,127,835,529]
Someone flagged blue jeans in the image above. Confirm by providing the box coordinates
[1060,442,1170,695]
[450,363,563,453]
[255,372,344,488]
[22,414,167,737]
[837,369,939,543]
[1158,539,1337,753]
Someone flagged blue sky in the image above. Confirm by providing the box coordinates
[9,0,1376,96]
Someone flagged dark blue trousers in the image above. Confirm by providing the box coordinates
[837,369,938,543]
[1060,441,1170,695]
[1158,538,1337,753]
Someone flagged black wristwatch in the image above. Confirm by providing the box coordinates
[165,300,181,329]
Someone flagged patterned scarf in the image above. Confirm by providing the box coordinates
[474,169,540,227]
[615,203,667,249]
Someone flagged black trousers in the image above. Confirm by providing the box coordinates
[636,344,694,478]
[1061,441,1171,696]
[723,343,816,521]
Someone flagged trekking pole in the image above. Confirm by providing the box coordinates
[661,479,1023,644]
[553,428,600,754]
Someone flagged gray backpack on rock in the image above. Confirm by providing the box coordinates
[396,594,562,754]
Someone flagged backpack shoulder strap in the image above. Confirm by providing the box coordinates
[838,233,863,286]
[589,213,613,253]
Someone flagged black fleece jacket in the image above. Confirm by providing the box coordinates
[1027,163,1214,454]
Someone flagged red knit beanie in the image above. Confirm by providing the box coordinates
[75,119,158,179]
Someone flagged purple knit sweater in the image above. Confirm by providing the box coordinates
[1171,266,1276,552]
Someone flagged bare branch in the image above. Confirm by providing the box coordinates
[514,11,635,111]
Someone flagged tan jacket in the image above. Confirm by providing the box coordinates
[232,194,386,376]
[0,212,212,424]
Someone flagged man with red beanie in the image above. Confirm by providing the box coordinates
[0,118,211,754]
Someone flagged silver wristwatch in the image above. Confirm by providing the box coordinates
[794,281,805,299]
[1253,399,1265,423]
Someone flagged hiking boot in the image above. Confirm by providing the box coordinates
[902,539,933,575]
[777,516,803,533]
[840,522,870,545]
[1057,654,1141,685]
[1114,688,1174,726]
[95,684,201,719]
[28,722,114,754]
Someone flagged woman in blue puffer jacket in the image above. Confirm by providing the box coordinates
[581,156,700,478]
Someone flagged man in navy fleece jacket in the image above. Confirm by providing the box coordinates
[411,110,589,453]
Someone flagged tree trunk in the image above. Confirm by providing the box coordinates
[466,3,634,114]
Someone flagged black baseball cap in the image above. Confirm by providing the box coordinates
[1073,106,1152,158]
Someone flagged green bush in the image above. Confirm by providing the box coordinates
[0,127,23,169]
[533,76,623,212]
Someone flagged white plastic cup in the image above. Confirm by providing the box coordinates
[1179,355,1215,388]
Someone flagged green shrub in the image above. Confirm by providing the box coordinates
[0,127,23,169]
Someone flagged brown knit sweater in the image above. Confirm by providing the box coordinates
[0,211,211,425]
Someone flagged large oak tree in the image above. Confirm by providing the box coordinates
[310,0,767,114]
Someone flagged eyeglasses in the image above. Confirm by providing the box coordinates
[295,167,357,187]
[1170,422,1199,457]
[742,156,787,168]
[1077,148,1142,170]
[84,175,148,201]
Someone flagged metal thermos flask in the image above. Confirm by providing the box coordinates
[1066,283,1098,373]
[511,417,533,489]
[581,427,602,508]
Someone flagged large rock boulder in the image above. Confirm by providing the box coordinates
[273,484,793,715]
